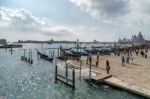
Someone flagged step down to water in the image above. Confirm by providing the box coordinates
[91,73,112,83]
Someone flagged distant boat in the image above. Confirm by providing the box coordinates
[37,51,53,61]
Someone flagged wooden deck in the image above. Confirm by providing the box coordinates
[67,63,85,69]
[91,73,112,82]
[104,77,150,98]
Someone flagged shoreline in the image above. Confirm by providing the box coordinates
[69,52,150,98]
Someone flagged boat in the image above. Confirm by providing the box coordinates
[37,51,53,61]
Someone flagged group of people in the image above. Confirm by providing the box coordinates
[121,53,133,66]
[121,47,149,66]
[85,46,149,75]
[86,54,110,74]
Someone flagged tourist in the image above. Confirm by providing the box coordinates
[136,50,139,56]
[130,56,134,64]
[121,55,125,66]
[106,60,110,74]
[126,54,130,64]
[96,53,99,67]
[145,52,147,58]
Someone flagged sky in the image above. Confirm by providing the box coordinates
[0,0,150,42]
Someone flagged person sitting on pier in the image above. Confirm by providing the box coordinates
[106,60,110,74]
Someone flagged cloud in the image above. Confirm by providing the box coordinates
[70,0,129,20]
[69,0,150,26]
[70,0,150,40]
[0,7,74,41]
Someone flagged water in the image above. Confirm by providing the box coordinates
[0,43,146,99]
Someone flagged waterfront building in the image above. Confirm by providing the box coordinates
[118,32,146,46]
[0,39,6,45]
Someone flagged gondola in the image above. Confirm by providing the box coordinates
[37,51,53,61]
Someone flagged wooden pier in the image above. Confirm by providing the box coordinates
[104,77,150,98]
[55,64,75,89]
[91,73,112,83]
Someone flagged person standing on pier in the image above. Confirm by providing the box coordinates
[96,52,99,67]
[106,60,110,74]
[121,55,125,66]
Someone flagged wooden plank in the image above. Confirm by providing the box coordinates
[91,73,112,82]
[68,63,84,69]
[104,77,150,98]
[57,74,73,83]
[57,78,73,86]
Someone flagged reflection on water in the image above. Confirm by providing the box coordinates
[0,44,145,99]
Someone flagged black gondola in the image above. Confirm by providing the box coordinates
[37,51,53,61]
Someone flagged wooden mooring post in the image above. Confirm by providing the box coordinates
[79,59,82,80]
[21,49,33,64]
[55,62,75,90]
[89,55,92,82]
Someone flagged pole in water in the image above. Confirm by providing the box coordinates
[51,52,53,58]
[53,50,55,57]
[66,61,68,83]
[79,59,82,80]
[24,49,26,58]
[89,55,92,82]
[28,49,30,63]
[55,65,58,83]
[72,69,75,90]
[30,50,33,64]
[11,47,13,55]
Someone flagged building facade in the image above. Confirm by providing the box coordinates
[0,39,6,45]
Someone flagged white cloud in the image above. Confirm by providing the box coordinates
[0,7,74,41]
[70,0,129,20]
[70,0,150,40]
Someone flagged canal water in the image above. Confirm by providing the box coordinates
[0,44,146,99]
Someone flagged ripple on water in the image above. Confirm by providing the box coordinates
[0,45,146,99]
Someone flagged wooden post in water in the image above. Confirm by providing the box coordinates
[57,48,59,57]
[10,46,13,55]
[28,49,30,63]
[30,50,33,64]
[55,65,58,83]
[24,49,26,58]
[89,55,92,82]
[72,69,75,89]
[79,59,82,80]
[51,52,53,58]
[66,61,68,83]
[36,49,39,61]
[49,51,51,57]
[53,50,55,57]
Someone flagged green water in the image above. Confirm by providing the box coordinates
[0,44,146,99]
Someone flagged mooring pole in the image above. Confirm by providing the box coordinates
[79,59,82,80]
[28,49,30,62]
[30,50,33,64]
[66,61,68,83]
[89,55,92,82]
[55,65,58,83]
[57,49,59,57]
[49,51,51,57]
[37,49,39,61]
[51,52,53,58]
[72,69,75,90]
[24,49,26,57]
[10,47,13,55]
[53,50,55,57]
